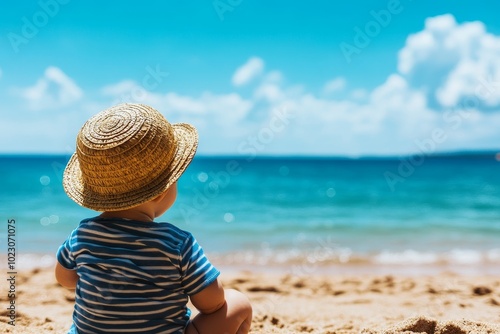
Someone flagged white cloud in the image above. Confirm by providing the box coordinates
[370,74,426,110]
[232,57,264,86]
[350,89,368,100]
[256,72,310,106]
[12,66,83,110]
[323,77,346,94]
[161,91,253,128]
[264,71,283,84]
[101,80,170,108]
[101,80,137,96]
[163,93,206,114]
[398,14,500,109]
[398,14,456,75]
[254,82,283,102]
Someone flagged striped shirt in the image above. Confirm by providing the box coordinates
[56,217,220,334]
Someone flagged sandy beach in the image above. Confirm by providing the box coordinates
[1,267,499,333]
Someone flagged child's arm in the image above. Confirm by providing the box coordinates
[55,261,78,289]
[189,278,226,314]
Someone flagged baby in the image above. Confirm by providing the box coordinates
[55,103,252,334]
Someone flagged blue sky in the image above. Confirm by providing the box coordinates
[1,0,499,156]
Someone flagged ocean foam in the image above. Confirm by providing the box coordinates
[374,250,438,265]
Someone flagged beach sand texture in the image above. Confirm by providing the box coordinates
[1,268,499,333]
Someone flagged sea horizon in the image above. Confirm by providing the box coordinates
[1,148,499,159]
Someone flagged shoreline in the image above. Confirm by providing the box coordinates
[3,252,500,277]
[1,267,499,333]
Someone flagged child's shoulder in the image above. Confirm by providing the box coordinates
[155,221,193,237]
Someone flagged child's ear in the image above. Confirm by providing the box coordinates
[152,191,167,203]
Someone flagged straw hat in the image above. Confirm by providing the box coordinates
[63,103,198,211]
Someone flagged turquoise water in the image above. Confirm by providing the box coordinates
[1,154,500,271]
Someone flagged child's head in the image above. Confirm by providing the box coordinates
[62,103,198,212]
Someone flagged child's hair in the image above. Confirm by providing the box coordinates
[63,103,198,211]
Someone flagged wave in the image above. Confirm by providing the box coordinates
[3,248,500,271]
[209,248,500,267]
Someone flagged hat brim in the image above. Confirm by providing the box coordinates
[63,123,198,211]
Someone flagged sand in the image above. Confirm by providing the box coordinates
[1,267,499,333]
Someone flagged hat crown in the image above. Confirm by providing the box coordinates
[76,103,176,198]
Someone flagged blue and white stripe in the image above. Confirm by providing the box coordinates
[57,217,220,334]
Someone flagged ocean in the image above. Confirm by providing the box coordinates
[1,154,500,274]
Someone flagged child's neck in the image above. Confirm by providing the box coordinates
[100,210,155,223]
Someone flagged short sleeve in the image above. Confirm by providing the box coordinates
[180,234,220,295]
[56,230,77,270]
